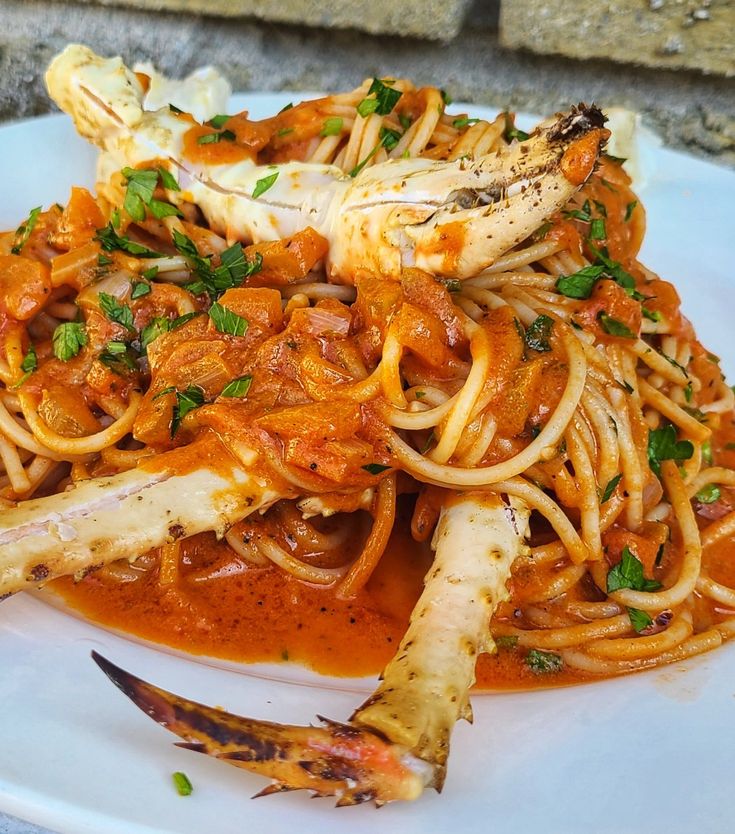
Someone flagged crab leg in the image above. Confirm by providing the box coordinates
[0,435,283,598]
[92,491,531,804]
[46,45,607,281]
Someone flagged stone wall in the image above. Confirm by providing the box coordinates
[0,0,733,165]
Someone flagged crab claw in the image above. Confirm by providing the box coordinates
[90,492,530,803]
[91,651,431,805]
[326,105,608,279]
[46,45,607,283]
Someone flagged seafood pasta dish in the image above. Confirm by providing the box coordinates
[0,44,734,805]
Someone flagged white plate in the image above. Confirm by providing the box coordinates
[0,95,734,834]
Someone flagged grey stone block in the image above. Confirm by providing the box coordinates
[68,0,474,40]
[500,0,735,78]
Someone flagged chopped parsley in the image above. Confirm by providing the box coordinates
[607,546,662,593]
[11,206,42,255]
[197,129,236,144]
[597,312,635,339]
[221,375,253,398]
[647,424,694,476]
[642,307,662,322]
[624,201,638,222]
[702,439,713,465]
[695,484,721,504]
[172,771,193,797]
[563,200,592,222]
[168,103,184,114]
[52,322,87,361]
[440,89,453,106]
[98,292,135,332]
[252,171,279,199]
[10,343,37,388]
[525,315,554,352]
[154,384,207,437]
[122,167,158,222]
[555,264,605,299]
[356,78,402,118]
[99,341,138,374]
[131,281,152,300]
[588,218,607,240]
[97,254,113,266]
[208,302,249,336]
[173,231,261,299]
[452,116,480,129]
[600,473,623,504]
[494,635,519,650]
[503,113,530,143]
[379,126,402,152]
[320,117,343,137]
[95,223,163,258]
[140,316,170,350]
[208,114,231,129]
[628,607,653,633]
[525,649,562,674]
[362,463,391,475]
[157,167,180,192]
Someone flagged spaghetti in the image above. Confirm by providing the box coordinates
[1,78,734,689]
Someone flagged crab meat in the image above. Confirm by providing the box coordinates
[45,44,608,281]
[92,492,531,804]
[0,435,284,598]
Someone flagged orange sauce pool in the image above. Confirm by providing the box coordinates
[52,473,735,691]
[51,501,588,690]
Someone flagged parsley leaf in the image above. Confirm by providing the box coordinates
[11,343,38,388]
[173,231,261,299]
[11,206,42,255]
[598,312,635,339]
[379,126,401,152]
[647,425,694,476]
[607,546,662,593]
[140,316,171,350]
[95,223,163,258]
[628,607,653,633]
[320,117,343,137]
[208,114,231,129]
[624,200,637,222]
[157,385,207,437]
[122,167,158,222]
[357,78,402,118]
[158,167,180,192]
[52,322,88,361]
[695,484,721,504]
[362,463,392,475]
[642,307,662,322]
[252,172,279,199]
[208,302,249,336]
[525,649,562,674]
[503,113,530,143]
[452,116,480,129]
[588,218,607,240]
[99,341,138,374]
[525,315,554,352]
[600,473,623,504]
[555,264,605,299]
[131,281,151,300]
[221,375,253,398]
[197,129,235,144]
[98,292,135,332]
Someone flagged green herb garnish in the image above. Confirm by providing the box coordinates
[607,546,662,593]
[221,375,253,398]
[525,315,554,352]
[628,607,653,633]
[99,292,135,332]
[52,322,87,361]
[598,312,635,339]
[356,78,402,118]
[600,473,623,504]
[362,463,391,475]
[525,649,562,674]
[647,424,694,476]
[172,771,193,797]
[555,264,605,299]
[695,484,721,504]
[208,302,249,336]
[11,206,42,255]
[252,171,279,199]
[320,117,343,137]
[95,224,164,258]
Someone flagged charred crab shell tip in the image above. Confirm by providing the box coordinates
[547,104,607,143]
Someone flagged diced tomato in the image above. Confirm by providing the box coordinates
[493,359,544,437]
[576,279,641,343]
[217,287,283,335]
[50,187,105,251]
[0,255,51,320]
[603,522,667,578]
[256,399,362,442]
[245,227,328,285]
[397,302,453,369]
[353,271,403,362]
[400,268,464,348]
